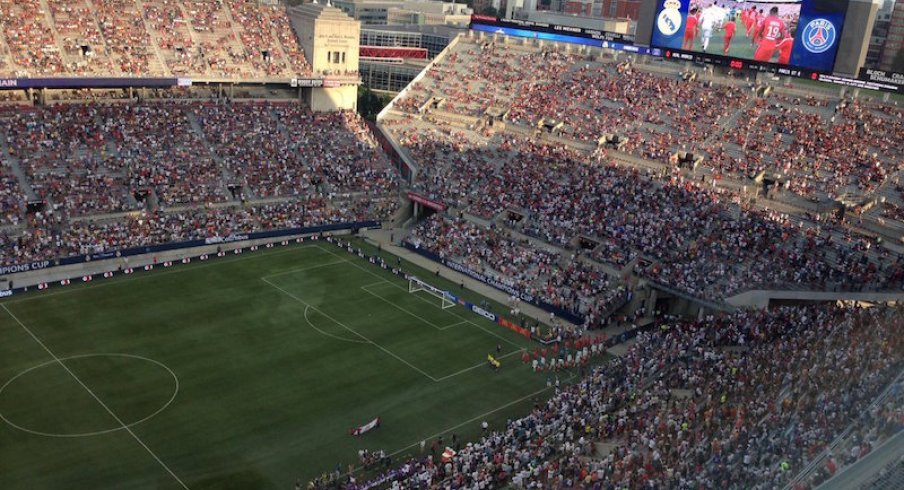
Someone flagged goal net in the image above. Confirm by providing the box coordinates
[408,277,456,309]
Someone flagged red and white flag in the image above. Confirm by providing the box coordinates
[350,417,380,436]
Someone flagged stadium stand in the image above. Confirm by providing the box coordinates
[387,37,902,206]
[380,35,904,301]
[0,100,399,267]
[857,456,904,490]
[336,304,903,490]
[0,0,311,78]
[406,216,628,328]
[0,6,901,488]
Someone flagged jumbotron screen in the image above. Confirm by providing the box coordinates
[651,0,848,73]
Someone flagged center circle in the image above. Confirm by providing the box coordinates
[0,353,179,438]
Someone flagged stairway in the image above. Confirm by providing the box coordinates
[0,132,38,201]
[183,108,247,201]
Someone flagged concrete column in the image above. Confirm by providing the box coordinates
[645,288,658,315]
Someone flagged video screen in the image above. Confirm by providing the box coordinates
[651,0,848,73]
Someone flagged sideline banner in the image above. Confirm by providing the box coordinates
[2,221,380,275]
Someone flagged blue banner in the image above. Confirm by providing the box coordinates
[790,1,847,73]
[4,221,380,274]
[0,77,179,90]
[471,24,602,48]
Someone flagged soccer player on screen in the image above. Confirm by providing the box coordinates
[723,16,736,55]
[753,7,789,62]
[684,7,700,50]
[776,36,794,65]
[699,3,720,52]
[748,8,763,44]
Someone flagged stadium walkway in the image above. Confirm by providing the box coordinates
[815,431,904,490]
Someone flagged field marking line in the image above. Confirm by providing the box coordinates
[1,304,190,490]
[438,320,470,330]
[433,348,525,383]
[260,277,440,383]
[358,285,448,331]
[335,371,580,482]
[2,244,329,306]
[303,306,370,345]
[259,258,349,280]
[359,280,392,289]
[0,353,180,438]
[387,371,579,459]
[320,246,523,349]
[361,282,463,330]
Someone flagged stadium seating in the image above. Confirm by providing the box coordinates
[381,36,904,299]
[0,101,399,266]
[0,0,312,78]
[407,216,627,328]
[339,304,903,490]
[390,37,902,205]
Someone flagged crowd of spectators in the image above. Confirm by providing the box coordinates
[798,381,904,489]
[706,98,904,199]
[0,0,312,78]
[408,216,626,327]
[388,38,903,206]
[1,197,390,266]
[383,38,904,299]
[0,100,399,267]
[336,304,903,490]
[392,120,902,297]
[0,159,24,226]
[3,102,226,210]
[196,102,398,199]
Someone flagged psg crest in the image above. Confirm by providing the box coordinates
[801,19,837,54]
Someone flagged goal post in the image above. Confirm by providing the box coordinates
[408,277,456,309]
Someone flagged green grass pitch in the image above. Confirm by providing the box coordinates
[0,241,554,489]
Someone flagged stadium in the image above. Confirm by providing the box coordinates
[0,0,902,489]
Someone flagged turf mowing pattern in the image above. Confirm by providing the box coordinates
[0,241,550,489]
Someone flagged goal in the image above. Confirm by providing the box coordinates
[408,277,456,309]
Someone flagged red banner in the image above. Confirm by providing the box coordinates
[360,46,428,60]
[407,192,447,212]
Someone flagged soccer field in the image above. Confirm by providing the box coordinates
[0,241,549,489]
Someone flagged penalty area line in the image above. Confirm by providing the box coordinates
[319,246,523,349]
[260,277,440,383]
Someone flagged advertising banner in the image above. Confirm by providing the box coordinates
[407,192,447,212]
